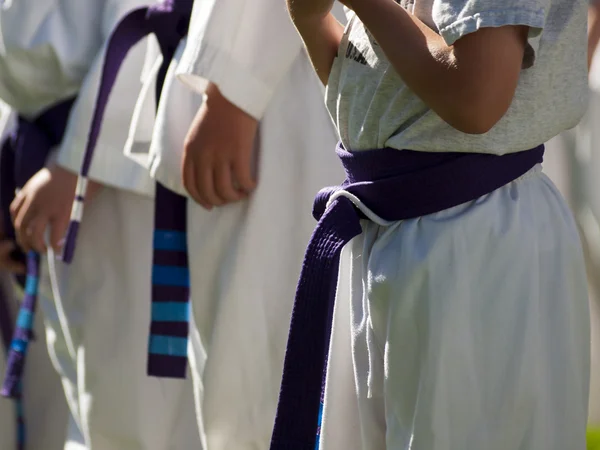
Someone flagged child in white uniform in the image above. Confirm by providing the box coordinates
[125,0,346,447]
[278,0,591,449]
[0,1,201,449]
[0,102,71,450]
[0,2,101,446]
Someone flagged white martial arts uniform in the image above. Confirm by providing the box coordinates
[318,2,590,450]
[0,102,71,450]
[125,1,346,447]
[0,2,200,449]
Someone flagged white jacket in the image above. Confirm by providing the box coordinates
[0,0,154,196]
[126,0,346,196]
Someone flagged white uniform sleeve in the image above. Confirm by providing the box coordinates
[0,0,105,117]
[176,0,303,120]
[55,0,155,196]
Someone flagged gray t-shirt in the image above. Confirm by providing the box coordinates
[326,0,588,154]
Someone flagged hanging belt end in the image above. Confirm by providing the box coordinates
[1,349,25,399]
[61,183,87,263]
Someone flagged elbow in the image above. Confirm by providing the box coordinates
[432,69,519,135]
[447,113,498,135]
[441,95,512,135]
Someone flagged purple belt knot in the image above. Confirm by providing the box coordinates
[270,142,544,449]
[147,0,193,50]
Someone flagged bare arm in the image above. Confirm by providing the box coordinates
[346,0,528,134]
[287,1,344,84]
[589,2,600,71]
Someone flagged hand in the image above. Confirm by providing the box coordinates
[182,83,258,209]
[10,165,102,253]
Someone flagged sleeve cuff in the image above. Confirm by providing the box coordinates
[438,8,546,46]
[438,8,546,69]
[176,41,274,120]
[56,136,155,197]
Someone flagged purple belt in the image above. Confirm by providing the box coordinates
[269,143,545,449]
[60,0,193,379]
[0,98,75,450]
[0,278,23,450]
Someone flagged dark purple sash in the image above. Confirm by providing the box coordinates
[147,0,193,380]
[0,278,23,450]
[270,143,545,449]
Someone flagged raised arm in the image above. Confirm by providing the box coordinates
[287,0,345,85]
[343,0,533,134]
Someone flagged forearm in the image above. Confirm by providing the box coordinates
[352,0,526,134]
[289,7,344,85]
[589,3,600,71]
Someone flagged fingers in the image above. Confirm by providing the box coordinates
[215,164,245,203]
[192,162,250,209]
[9,191,25,223]
[187,159,256,209]
[184,155,245,209]
[232,158,257,194]
[182,153,207,208]
[181,99,258,209]
[14,198,48,253]
[17,216,48,253]
[197,165,221,208]
[49,213,70,251]
[13,195,32,251]
[0,240,25,274]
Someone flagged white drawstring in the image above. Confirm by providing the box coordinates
[45,229,77,360]
[326,189,395,227]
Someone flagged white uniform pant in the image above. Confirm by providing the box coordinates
[39,186,200,450]
[321,166,590,450]
[186,53,343,449]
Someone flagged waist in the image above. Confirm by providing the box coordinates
[270,142,544,448]
[313,143,545,223]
